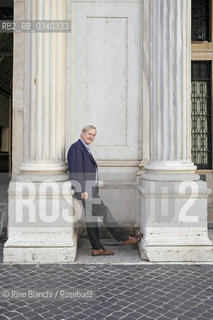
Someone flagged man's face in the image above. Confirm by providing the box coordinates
[81,128,96,145]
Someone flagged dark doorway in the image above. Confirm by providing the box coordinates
[0,2,13,241]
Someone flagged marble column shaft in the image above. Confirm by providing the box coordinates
[19,0,67,179]
[145,0,197,176]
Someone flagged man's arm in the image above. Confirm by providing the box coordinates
[67,144,86,197]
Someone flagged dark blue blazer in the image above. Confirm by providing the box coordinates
[67,139,98,198]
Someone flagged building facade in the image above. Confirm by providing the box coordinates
[1,0,213,262]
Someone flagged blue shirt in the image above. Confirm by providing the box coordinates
[80,139,91,152]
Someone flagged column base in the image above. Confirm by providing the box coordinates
[18,161,69,182]
[3,180,80,264]
[3,227,77,264]
[143,161,200,181]
[138,178,213,262]
[138,242,213,262]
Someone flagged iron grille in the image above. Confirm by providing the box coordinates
[191,0,210,41]
[191,61,212,169]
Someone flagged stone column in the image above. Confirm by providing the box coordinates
[19,0,67,182]
[139,0,213,261]
[4,0,78,263]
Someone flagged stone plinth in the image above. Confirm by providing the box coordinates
[138,180,213,261]
[4,181,78,263]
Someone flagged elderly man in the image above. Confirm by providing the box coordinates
[67,125,142,256]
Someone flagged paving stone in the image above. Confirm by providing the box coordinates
[133,316,152,320]
[106,316,119,320]
[69,306,83,313]
[0,311,20,319]
[201,315,213,320]
[10,316,27,320]
[127,311,144,318]
[178,316,195,320]
[62,310,78,318]
[52,315,67,320]
[147,311,161,318]
[164,311,180,318]
[82,308,99,316]
[177,304,193,311]
[152,300,164,307]
[113,311,129,317]
[0,316,10,320]
[31,307,49,314]
[202,311,213,318]
[108,304,123,311]
[29,315,44,320]
[120,316,141,320]
[15,306,32,313]
[23,302,43,309]
[10,300,27,307]
[170,308,185,315]
[91,313,109,320]
[0,305,16,312]
[98,308,112,316]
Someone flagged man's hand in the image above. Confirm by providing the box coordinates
[81,192,88,200]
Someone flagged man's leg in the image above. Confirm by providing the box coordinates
[92,200,129,242]
[85,226,104,250]
[92,200,143,245]
[82,200,104,250]
[82,197,142,251]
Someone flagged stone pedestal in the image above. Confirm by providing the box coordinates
[4,181,78,263]
[138,180,213,261]
[3,0,78,263]
[139,0,213,261]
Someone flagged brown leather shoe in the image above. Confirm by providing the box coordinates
[122,233,143,246]
[91,248,114,256]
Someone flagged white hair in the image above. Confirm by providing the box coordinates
[81,125,97,135]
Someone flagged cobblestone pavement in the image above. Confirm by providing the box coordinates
[0,260,213,320]
[0,244,3,264]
